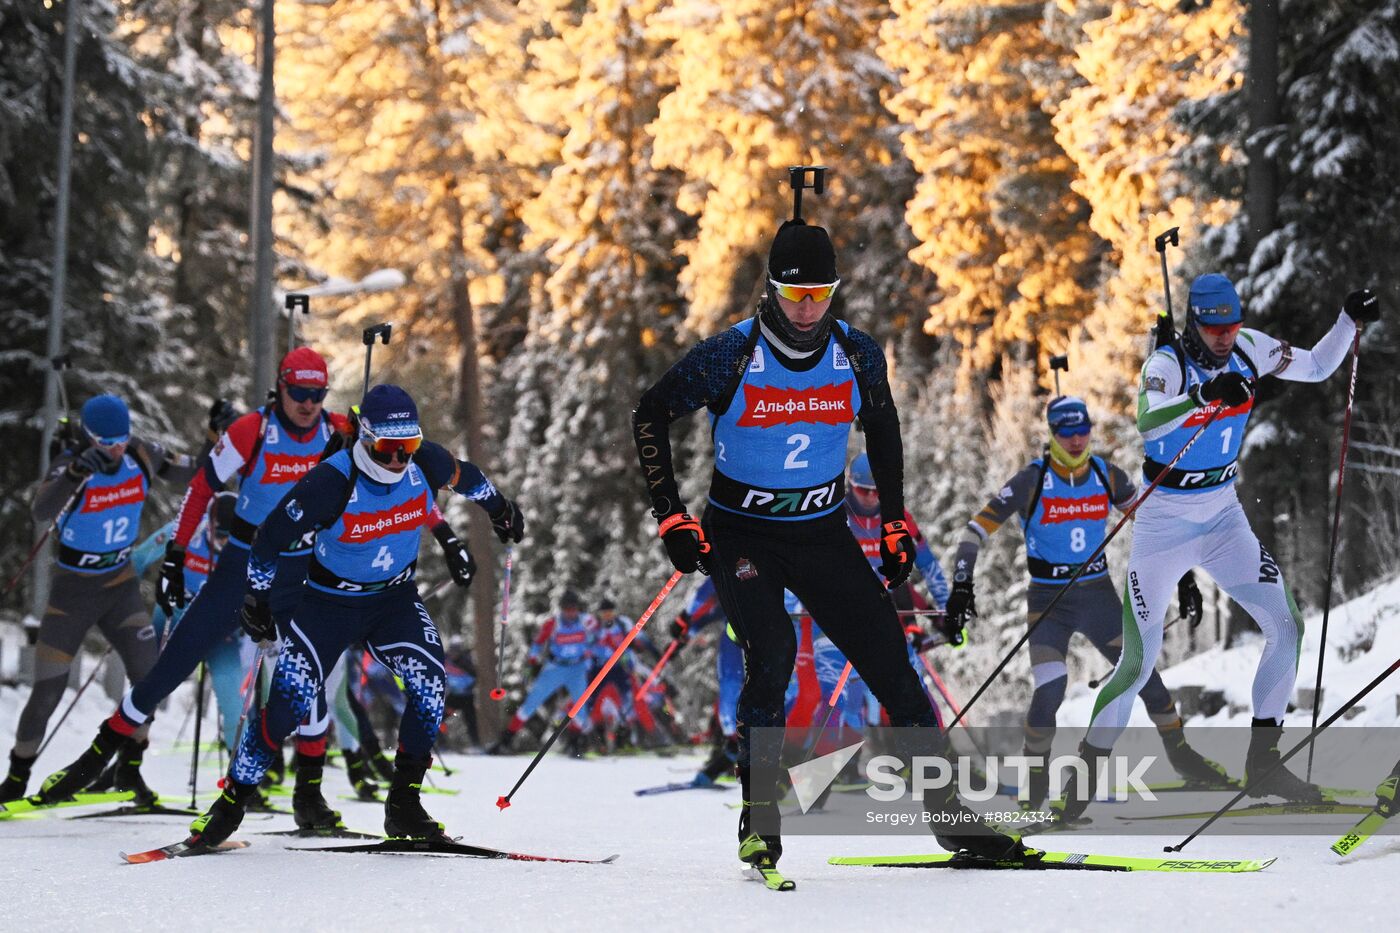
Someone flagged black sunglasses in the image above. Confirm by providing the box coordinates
[285,384,328,404]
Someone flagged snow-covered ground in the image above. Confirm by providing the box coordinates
[2,577,1398,932]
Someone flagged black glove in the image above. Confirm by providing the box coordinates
[157,542,187,615]
[1192,371,1253,408]
[1344,287,1380,325]
[240,593,277,643]
[669,611,691,644]
[877,521,916,588]
[207,398,237,436]
[432,524,477,589]
[658,512,711,575]
[942,577,976,647]
[66,446,115,480]
[488,497,525,544]
[1177,572,1204,629]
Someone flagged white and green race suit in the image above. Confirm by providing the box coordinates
[1086,311,1360,748]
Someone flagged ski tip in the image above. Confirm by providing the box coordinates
[495,796,511,811]
[601,854,620,864]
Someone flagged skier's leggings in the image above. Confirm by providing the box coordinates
[124,543,307,720]
[1024,576,1177,754]
[12,565,155,757]
[702,508,944,807]
[1089,492,1302,748]
[231,585,445,784]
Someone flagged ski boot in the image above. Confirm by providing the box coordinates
[1373,767,1400,819]
[1,752,36,803]
[384,752,449,842]
[342,748,381,801]
[1159,720,1231,787]
[486,731,513,756]
[368,750,396,783]
[110,738,159,807]
[695,735,739,786]
[1243,718,1323,802]
[1051,740,1111,824]
[565,726,590,759]
[928,779,1031,861]
[292,752,344,831]
[1019,760,1050,812]
[35,720,127,804]
[189,778,260,847]
[737,798,784,866]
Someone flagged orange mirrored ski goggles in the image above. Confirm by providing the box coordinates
[1198,322,1242,339]
[769,280,840,303]
[362,428,423,463]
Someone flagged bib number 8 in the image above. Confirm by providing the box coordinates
[1070,527,1086,553]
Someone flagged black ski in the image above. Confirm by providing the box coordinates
[291,838,619,864]
[260,826,381,840]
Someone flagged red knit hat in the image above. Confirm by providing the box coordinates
[278,347,328,387]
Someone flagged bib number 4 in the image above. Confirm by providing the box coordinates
[372,545,395,572]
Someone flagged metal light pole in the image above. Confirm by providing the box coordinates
[247,0,277,407]
[31,0,83,622]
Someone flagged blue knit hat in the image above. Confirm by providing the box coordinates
[1188,273,1243,326]
[1047,396,1092,435]
[80,394,130,444]
[847,453,875,488]
[358,384,420,438]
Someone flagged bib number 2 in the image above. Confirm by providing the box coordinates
[784,434,810,470]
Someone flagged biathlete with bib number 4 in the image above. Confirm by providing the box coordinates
[183,384,524,847]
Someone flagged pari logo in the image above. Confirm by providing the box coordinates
[736,383,852,428]
[1038,495,1110,525]
[339,492,430,543]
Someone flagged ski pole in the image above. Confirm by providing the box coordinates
[633,638,680,704]
[1306,329,1363,781]
[496,570,683,810]
[918,653,992,760]
[232,646,271,752]
[1153,227,1181,350]
[285,293,309,354]
[799,661,854,758]
[189,662,208,808]
[3,479,87,597]
[34,645,112,760]
[1167,653,1400,853]
[490,546,512,702]
[361,322,393,397]
[950,402,1229,729]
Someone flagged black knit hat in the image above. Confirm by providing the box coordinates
[767,220,837,284]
